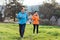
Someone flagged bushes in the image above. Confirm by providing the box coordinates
[40,19,50,25]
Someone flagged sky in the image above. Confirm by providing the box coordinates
[23,0,45,6]
[0,0,4,5]
[0,0,60,6]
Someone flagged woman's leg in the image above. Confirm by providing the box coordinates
[19,24,26,38]
[36,24,39,34]
[33,24,35,33]
[19,24,22,37]
[22,24,26,37]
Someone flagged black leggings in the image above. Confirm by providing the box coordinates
[19,24,26,38]
[33,24,39,34]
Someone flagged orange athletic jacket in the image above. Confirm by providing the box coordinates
[32,14,40,24]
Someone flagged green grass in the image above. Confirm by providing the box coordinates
[0,23,60,40]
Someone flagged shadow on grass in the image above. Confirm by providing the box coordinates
[17,37,22,40]
[24,35,33,40]
[17,35,33,40]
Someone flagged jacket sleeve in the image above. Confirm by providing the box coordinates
[32,16,35,21]
[16,12,22,19]
[38,16,40,20]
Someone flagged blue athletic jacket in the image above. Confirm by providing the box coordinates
[17,12,28,24]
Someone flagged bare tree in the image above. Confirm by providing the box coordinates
[39,0,60,19]
[4,0,23,21]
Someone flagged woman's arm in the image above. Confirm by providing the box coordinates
[16,12,22,19]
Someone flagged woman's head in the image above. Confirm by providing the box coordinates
[34,11,38,16]
[21,6,25,13]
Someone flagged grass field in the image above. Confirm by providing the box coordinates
[0,23,60,40]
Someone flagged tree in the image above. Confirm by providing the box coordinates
[39,0,60,19]
[39,3,54,19]
[4,0,23,21]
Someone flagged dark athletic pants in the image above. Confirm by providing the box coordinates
[19,24,26,38]
[33,24,39,34]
